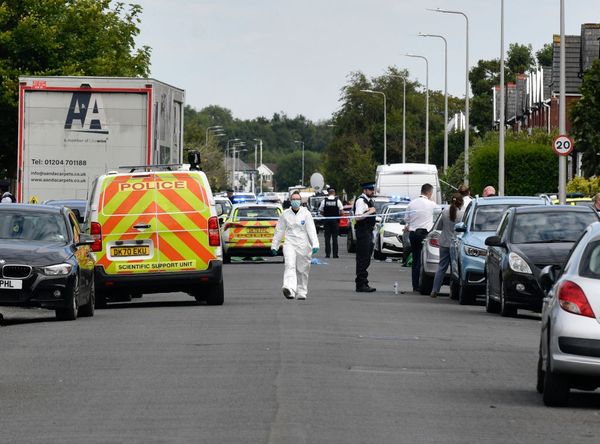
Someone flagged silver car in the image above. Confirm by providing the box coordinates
[418,206,448,295]
[537,221,600,406]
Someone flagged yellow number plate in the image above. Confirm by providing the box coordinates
[110,246,150,257]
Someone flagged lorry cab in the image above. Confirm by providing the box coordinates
[86,169,223,306]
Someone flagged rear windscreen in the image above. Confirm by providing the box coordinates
[235,207,280,221]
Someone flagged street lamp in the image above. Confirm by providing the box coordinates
[429,7,470,184]
[232,142,246,190]
[360,89,387,165]
[226,138,241,186]
[499,0,506,196]
[205,125,224,145]
[405,54,430,164]
[253,138,263,193]
[294,140,305,186]
[420,33,449,172]
[389,75,407,163]
[558,0,567,204]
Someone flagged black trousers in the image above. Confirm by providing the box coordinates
[409,230,427,290]
[355,226,374,288]
[323,220,339,257]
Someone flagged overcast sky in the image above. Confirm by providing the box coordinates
[133,0,597,121]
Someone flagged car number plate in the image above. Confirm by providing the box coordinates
[110,246,150,257]
[0,279,22,290]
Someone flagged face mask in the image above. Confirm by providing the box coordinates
[291,200,301,209]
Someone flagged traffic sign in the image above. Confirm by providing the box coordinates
[553,134,574,156]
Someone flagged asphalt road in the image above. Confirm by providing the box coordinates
[2,236,600,443]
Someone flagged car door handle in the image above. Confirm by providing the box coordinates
[133,223,151,230]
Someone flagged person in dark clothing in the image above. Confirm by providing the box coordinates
[226,189,235,203]
[319,188,343,258]
[354,182,377,292]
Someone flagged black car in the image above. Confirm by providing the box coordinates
[484,205,599,317]
[0,204,95,320]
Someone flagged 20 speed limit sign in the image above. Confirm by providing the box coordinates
[553,134,574,156]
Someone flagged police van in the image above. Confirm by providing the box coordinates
[85,169,224,306]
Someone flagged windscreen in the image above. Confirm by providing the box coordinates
[511,211,598,243]
[580,240,600,279]
[235,207,280,221]
[385,208,406,223]
[0,212,68,243]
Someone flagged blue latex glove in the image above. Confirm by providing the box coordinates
[271,249,278,256]
[312,247,319,256]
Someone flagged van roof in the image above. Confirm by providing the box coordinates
[376,163,438,174]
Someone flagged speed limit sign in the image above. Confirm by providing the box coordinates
[553,134,574,156]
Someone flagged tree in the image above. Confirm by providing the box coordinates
[273,150,322,191]
[0,0,151,177]
[469,59,500,133]
[536,43,553,67]
[506,43,534,79]
[571,59,600,177]
[184,141,226,192]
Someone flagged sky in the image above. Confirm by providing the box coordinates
[132,0,598,122]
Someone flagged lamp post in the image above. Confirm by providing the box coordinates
[558,0,566,204]
[389,75,407,163]
[226,138,241,186]
[420,33,448,172]
[360,89,387,165]
[294,140,305,186]
[253,138,263,193]
[499,0,505,196]
[405,54,429,164]
[429,8,470,184]
[205,125,224,145]
[232,142,246,190]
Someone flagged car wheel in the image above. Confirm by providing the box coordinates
[223,253,231,264]
[197,280,225,306]
[56,277,79,321]
[419,265,433,295]
[500,280,517,317]
[543,348,570,407]
[78,279,95,317]
[536,342,545,394]
[458,280,475,305]
[347,231,356,253]
[485,278,501,313]
[373,248,384,260]
[449,278,459,300]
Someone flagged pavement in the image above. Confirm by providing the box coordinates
[1,235,600,443]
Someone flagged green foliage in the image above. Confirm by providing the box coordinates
[184,141,226,192]
[536,43,553,67]
[273,151,322,190]
[469,132,558,195]
[571,59,600,177]
[506,43,535,79]
[0,0,151,177]
[324,139,376,197]
[566,176,600,196]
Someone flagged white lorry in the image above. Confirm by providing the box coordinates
[17,76,185,203]
[375,163,442,203]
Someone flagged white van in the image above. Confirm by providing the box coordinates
[375,163,442,203]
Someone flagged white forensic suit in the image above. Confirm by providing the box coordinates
[271,206,319,299]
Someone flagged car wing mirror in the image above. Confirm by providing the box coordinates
[539,265,556,292]
[485,235,504,247]
[454,222,466,233]
[76,233,95,246]
[215,203,223,216]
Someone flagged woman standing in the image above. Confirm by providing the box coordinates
[271,191,319,300]
[430,193,464,298]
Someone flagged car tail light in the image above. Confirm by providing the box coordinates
[558,280,596,318]
[429,237,440,248]
[90,222,102,252]
[208,216,220,246]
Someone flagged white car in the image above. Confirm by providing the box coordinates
[373,204,408,260]
[537,221,600,406]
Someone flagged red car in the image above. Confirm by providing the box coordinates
[339,204,352,235]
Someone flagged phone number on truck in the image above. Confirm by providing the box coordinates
[31,159,87,166]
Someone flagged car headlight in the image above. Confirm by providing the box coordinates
[383,231,397,238]
[464,245,487,257]
[42,263,73,276]
[508,252,532,274]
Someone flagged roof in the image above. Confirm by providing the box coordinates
[474,196,550,206]
[511,204,595,214]
[0,204,63,214]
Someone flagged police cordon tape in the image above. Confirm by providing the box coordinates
[234,209,433,222]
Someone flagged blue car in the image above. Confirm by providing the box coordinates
[449,196,550,305]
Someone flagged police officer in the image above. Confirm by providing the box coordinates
[226,189,235,203]
[354,182,377,292]
[319,187,343,258]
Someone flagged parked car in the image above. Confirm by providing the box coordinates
[308,195,327,233]
[43,199,87,224]
[536,221,600,406]
[418,205,448,295]
[0,204,95,320]
[339,204,352,235]
[257,192,281,204]
[449,196,550,305]
[373,204,408,260]
[485,205,599,316]
[231,192,257,204]
[221,203,282,263]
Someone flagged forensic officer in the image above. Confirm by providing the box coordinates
[354,182,377,292]
[319,187,343,258]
